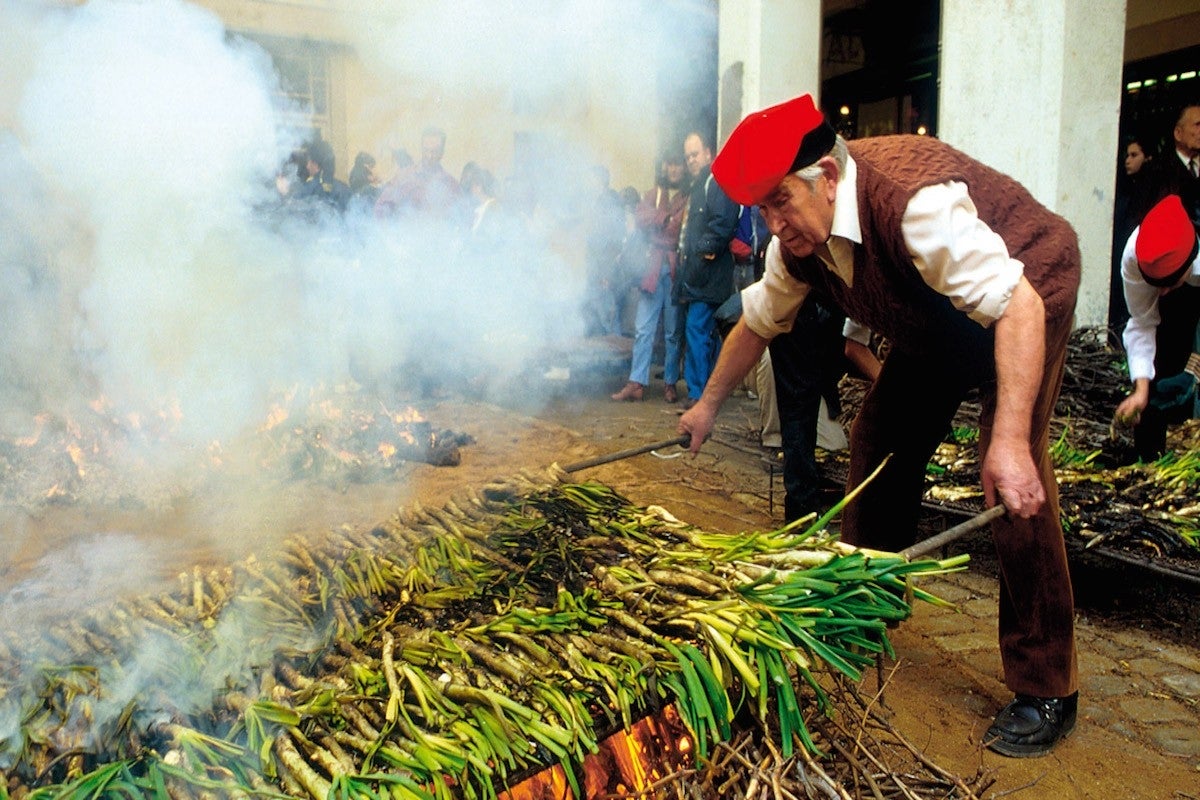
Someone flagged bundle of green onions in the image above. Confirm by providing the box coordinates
[0,467,967,800]
[889,417,1200,556]
[1057,451,1200,554]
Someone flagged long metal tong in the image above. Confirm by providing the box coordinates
[561,434,691,474]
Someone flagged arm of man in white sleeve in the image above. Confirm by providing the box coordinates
[987,278,1048,517]
[901,181,1023,325]
[679,238,810,453]
[842,318,880,382]
[739,238,810,336]
[902,181,1044,517]
[1117,229,1163,424]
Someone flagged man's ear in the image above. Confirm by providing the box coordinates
[819,156,840,200]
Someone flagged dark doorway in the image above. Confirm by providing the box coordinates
[1119,45,1200,159]
[820,0,940,140]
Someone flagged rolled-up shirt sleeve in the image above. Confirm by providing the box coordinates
[901,181,1024,326]
[741,237,810,338]
[1120,228,1161,382]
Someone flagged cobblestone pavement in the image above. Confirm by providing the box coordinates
[917,567,1200,765]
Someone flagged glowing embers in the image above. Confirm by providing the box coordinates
[0,385,474,507]
[266,394,470,482]
[3,396,181,505]
[255,391,473,477]
[500,706,692,800]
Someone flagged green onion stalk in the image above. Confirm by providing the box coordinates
[2,465,966,800]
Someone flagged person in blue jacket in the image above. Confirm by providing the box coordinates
[673,131,740,408]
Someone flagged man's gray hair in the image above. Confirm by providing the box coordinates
[793,135,848,189]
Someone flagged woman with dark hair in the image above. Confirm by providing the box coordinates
[1111,135,1157,334]
[348,152,379,199]
[344,151,380,222]
[1123,136,1152,177]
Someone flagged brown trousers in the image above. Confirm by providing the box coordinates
[841,314,1077,699]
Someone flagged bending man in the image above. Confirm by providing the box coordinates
[678,95,1080,758]
[1113,194,1200,458]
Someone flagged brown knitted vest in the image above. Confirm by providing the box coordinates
[782,135,1080,357]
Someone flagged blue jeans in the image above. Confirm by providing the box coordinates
[683,301,720,400]
[629,265,681,386]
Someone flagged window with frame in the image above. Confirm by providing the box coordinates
[238,32,331,142]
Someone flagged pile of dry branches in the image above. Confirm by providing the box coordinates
[678,679,994,800]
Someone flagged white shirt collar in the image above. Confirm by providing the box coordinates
[814,155,860,285]
[830,155,862,245]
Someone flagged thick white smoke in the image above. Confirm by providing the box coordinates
[0,0,712,768]
[16,0,302,440]
[0,0,682,462]
[0,0,708,553]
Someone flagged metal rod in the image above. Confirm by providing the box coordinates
[900,504,1006,560]
[561,434,691,474]
[1084,545,1200,590]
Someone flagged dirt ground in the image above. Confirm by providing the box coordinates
[4,362,1200,799]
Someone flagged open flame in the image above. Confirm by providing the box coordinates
[15,414,49,448]
[393,405,426,424]
[259,404,289,432]
[499,706,692,800]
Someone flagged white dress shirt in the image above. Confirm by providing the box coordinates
[742,155,1025,339]
[1120,229,1200,382]
[1175,148,1197,177]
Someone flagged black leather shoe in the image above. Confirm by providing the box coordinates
[984,692,1078,758]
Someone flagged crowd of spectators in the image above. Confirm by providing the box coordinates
[262,127,654,339]
[259,125,874,508]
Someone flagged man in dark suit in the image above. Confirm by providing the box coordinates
[1134,103,1200,232]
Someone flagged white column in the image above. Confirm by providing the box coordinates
[717,0,822,148]
[940,0,1128,327]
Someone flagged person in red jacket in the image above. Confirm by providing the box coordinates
[678,94,1081,758]
[612,152,690,402]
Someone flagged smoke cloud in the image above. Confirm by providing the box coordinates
[0,0,716,767]
[3,0,301,452]
[0,0,701,474]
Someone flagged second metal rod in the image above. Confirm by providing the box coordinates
[561,434,691,474]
